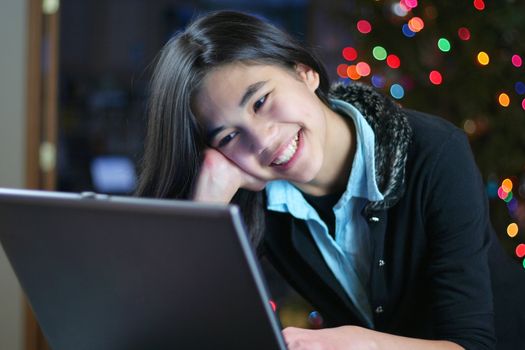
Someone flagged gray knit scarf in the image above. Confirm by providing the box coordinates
[329,82,413,214]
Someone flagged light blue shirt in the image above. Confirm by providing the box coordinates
[265,99,384,328]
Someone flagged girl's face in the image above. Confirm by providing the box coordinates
[193,63,333,189]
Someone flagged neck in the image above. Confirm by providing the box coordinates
[296,104,356,196]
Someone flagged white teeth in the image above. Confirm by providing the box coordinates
[272,133,299,165]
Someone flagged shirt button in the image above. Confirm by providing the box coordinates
[368,216,380,223]
[375,306,384,314]
[378,259,385,267]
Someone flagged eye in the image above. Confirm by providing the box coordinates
[253,94,268,112]
[217,131,239,148]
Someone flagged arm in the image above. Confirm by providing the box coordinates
[422,130,495,348]
[283,326,464,350]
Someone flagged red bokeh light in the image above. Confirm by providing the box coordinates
[458,27,471,41]
[386,54,401,69]
[429,70,443,85]
[516,244,525,258]
[357,20,372,34]
[342,47,358,61]
[337,64,349,78]
[473,0,485,11]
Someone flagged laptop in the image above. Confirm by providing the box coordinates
[0,188,287,350]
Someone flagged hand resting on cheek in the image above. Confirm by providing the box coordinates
[192,148,267,203]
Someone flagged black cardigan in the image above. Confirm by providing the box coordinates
[264,105,525,349]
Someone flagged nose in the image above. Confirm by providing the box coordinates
[245,119,277,156]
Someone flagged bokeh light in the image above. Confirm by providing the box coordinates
[437,38,451,52]
[357,20,372,34]
[347,65,361,80]
[458,27,471,41]
[408,17,425,32]
[516,244,525,258]
[404,0,418,9]
[502,178,513,193]
[504,191,514,203]
[392,3,409,17]
[356,62,371,77]
[372,46,387,60]
[511,54,523,68]
[342,47,358,61]
[308,311,324,329]
[463,119,476,135]
[386,54,401,69]
[337,64,349,78]
[522,98,525,111]
[473,0,485,11]
[390,84,405,99]
[515,82,525,95]
[402,24,416,37]
[429,70,443,85]
[486,179,498,198]
[507,223,519,238]
[269,299,277,312]
[399,0,410,12]
[498,93,510,107]
[477,51,490,65]
[498,186,510,200]
[371,75,386,88]
[507,198,518,215]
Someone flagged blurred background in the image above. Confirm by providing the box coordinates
[1,0,524,349]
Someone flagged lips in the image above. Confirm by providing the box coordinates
[270,131,300,166]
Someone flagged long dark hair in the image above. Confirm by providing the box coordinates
[135,10,331,247]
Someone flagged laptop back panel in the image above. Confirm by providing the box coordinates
[0,189,286,350]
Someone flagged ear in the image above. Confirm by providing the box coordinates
[295,63,320,92]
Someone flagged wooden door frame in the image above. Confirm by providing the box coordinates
[25,0,59,348]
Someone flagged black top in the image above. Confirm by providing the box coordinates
[302,191,342,239]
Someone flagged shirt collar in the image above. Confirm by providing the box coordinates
[331,99,384,203]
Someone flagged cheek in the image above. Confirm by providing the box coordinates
[221,149,255,172]
[271,95,308,123]
[286,92,323,124]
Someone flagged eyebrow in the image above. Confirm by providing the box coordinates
[239,80,268,107]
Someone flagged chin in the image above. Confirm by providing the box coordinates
[290,159,323,184]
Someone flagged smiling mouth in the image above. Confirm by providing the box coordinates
[271,132,299,166]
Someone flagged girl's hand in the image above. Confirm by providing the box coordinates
[282,326,375,350]
[192,148,267,203]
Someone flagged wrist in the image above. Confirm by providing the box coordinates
[341,325,379,350]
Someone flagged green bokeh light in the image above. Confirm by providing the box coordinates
[438,38,451,52]
[373,46,387,60]
[504,191,514,203]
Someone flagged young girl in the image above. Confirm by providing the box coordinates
[136,10,522,350]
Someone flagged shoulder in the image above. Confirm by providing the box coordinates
[401,109,484,217]
[405,109,464,143]
[403,109,471,163]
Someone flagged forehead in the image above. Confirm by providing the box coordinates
[193,63,291,122]
[203,62,289,89]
